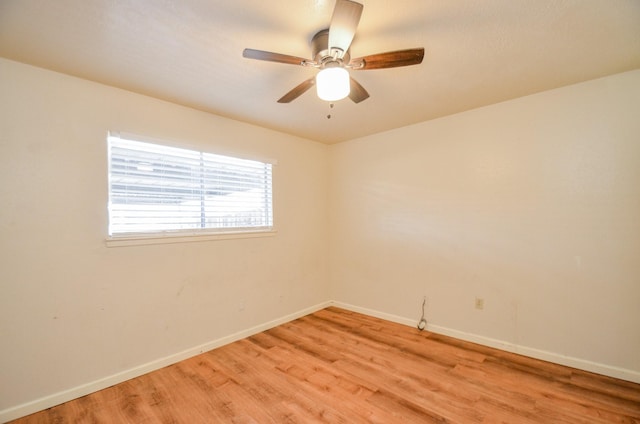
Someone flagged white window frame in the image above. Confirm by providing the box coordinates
[106,132,276,247]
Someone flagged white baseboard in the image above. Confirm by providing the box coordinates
[332,301,640,385]
[0,301,332,423]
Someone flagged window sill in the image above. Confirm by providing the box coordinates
[105,229,277,248]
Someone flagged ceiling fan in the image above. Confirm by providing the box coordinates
[242,0,425,104]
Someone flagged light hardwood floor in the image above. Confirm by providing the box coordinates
[11,307,640,423]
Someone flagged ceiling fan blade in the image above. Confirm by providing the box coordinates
[277,77,316,103]
[328,0,363,58]
[243,48,308,66]
[349,77,369,103]
[350,48,425,70]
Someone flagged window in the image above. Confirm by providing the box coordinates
[107,133,273,239]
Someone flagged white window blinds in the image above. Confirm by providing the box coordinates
[108,134,273,237]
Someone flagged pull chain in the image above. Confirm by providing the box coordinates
[327,103,334,119]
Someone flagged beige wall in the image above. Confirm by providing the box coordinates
[0,58,329,416]
[329,70,640,380]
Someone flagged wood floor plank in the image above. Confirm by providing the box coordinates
[10,307,640,423]
[210,340,352,423]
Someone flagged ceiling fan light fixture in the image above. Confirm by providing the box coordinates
[316,66,350,101]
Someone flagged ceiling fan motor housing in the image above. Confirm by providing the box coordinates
[312,29,351,67]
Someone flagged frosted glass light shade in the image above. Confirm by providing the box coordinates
[316,67,350,101]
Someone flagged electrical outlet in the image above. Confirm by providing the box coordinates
[239,301,245,312]
[475,297,484,310]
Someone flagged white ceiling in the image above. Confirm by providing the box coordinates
[1,0,639,144]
